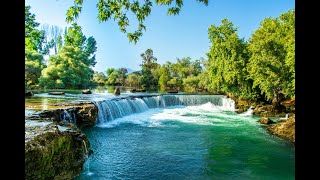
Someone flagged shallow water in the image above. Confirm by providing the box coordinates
[75,103,295,180]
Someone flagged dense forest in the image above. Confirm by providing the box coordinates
[25,5,294,105]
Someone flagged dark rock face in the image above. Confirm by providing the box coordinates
[167,91,178,93]
[114,87,120,95]
[25,121,91,179]
[25,91,33,97]
[135,89,146,92]
[233,98,253,113]
[130,89,136,93]
[257,117,275,125]
[26,102,98,129]
[82,89,92,94]
[49,92,65,95]
[253,105,287,117]
[267,116,295,143]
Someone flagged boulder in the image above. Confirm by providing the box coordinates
[114,87,120,95]
[257,117,275,125]
[82,89,92,94]
[167,91,178,94]
[26,102,98,129]
[252,105,286,117]
[25,121,91,179]
[135,89,146,92]
[130,89,136,93]
[267,116,295,143]
[25,91,33,97]
[49,92,65,95]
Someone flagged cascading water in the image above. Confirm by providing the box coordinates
[240,106,254,116]
[93,95,235,125]
[82,140,93,176]
[60,109,74,123]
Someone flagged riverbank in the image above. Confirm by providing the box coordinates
[230,95,295,143]
[25,93,295,178]
[25,120,91,179]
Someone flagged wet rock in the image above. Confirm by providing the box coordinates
[167,91,178,93]
[114,87,120,95]
[25,91,33,97]
[135,89,146,92]
[253,105,286,117]
[267,116,295,143]
[281,98,295,113]
[25,121,91,179]
[26,102,98,129]
[130,89,136,93]
[258,117,275,125]
[82,89,92,94]
[234,98,252,113]
[49,92,65,95]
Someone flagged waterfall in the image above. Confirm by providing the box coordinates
[240,106,254,116]
[60,109,74,123]
[222,96,235,111]
[82,140,93,176]
[93,95,235,125]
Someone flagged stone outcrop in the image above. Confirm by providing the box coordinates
[234,98,254,113]
[114,87,120,95]
[25,91,33,97]
[267,116,295,143]
[257,117,275,125]
[252,104,287,117]
[26,102,98,129]
[82,89,92,94]
[49,92,65,95]
[25,120,91,179]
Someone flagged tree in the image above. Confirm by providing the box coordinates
[126,73,142,87]
[25,49,46,89]
[93,72,107,85]
[106,68,116,76]
[39,24,98,89]
[66,0,208,43]
[39,46,94,88]
[158,65,171,90]
[247,9,295,104]
[183,75,200,92]
[41,24,63,55]
[118,68,128,85]
[107,70,120,85]
[140,49,159,88]
[25,6,50,55]
[206,18,253,98]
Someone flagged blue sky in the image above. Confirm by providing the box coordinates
[26,0,295,73]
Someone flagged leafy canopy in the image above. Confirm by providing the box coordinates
[66,0,208,43]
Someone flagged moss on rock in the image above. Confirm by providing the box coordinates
[25,122,90,179]
[267,116,295,143]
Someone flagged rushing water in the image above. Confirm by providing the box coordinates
[75,95,294,180]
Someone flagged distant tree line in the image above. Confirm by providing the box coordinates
[25,4,294,104]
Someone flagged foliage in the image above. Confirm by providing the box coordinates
[247,9,295,102]
[140,49,159,88]
[106,68,128,86]
[25,49,46,89]
[183,75,200,92]
[125,73,143,87]
[205,18,255,99]
[25,6,51,55]
[41,24,64,55]
[39,23,98,89]
[93,72,107,85]
[66,0,208,43]
[39,46,94,89]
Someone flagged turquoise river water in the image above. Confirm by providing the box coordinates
[73,95,295,180]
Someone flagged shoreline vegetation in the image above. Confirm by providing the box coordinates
[25,2,295,179]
